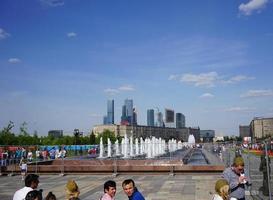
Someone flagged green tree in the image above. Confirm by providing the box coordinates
[98,129,116,144]
[0,121,17,145]
[89,131,96,144]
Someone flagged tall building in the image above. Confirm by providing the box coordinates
[176,113,183,128]
[181,113,186,128]
[133,107,137,125]
[107,99,114,124]
[121,99,133,125]
[156,112,164,127]
[147,109,155,126]
[103,116,108,125]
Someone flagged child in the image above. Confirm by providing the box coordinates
[211,179,229,200]
[19,159,27,181]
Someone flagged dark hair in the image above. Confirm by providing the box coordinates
[25,190,42,200]
[45,191,56,200]
[122,179,135,187]
[104,180,116,192]
[25,174,39,187]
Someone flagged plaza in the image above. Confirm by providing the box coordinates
[1,173,220,200]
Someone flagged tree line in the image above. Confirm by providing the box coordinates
[0,121,117,146]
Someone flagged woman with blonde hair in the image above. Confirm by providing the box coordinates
[65,180,80,200]
[211,179,230,200]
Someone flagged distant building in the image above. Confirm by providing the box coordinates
[103,116,108,125]
[156,111,164,127]
[239,125,250,138]
[200,130,215,142]
[147,109,155,126]
[132,108,137,125]
[121,99,134,125]
[48,130,63,138]
[176,113,185,128]
[92,124,200,142]
[250,117,273,139]
[107,99,114,124]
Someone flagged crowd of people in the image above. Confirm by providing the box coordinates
[12,174,146,200]
[11,147,270,200]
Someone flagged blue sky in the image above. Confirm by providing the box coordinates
[1,0,273,136]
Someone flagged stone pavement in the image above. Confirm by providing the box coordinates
[0,173,221,200]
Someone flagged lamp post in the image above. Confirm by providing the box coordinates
[73,129,80,156]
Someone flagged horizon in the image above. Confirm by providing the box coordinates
[1,0,273,136]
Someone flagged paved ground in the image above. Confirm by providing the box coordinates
[1,173,221,200]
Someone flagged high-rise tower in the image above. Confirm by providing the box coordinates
[147,109,155,126]
[107,99,114,124]
[121,99,133,125]
[176,113,185,128]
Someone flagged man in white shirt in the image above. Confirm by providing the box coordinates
[13,174,40,200]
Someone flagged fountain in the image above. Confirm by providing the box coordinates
[115,140,120,156]
[188,134,196,146]
[98,137,104,158]
[107,138,111,157]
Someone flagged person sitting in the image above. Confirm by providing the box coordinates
[13,174,40,200]
[122,179,145,200]
[65,180,80,200]
[211,179,229,200]
[100,180,116,200]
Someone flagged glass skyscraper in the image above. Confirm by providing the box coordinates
[121,99,133,125]
[107,99,114,124]
[147,109,155,126]
[176,113,185,128]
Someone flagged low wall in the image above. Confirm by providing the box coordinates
[4,159,225,174]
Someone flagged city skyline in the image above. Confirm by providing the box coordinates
[1,0,273,136]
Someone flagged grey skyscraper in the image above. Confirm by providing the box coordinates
[121,99,133,125]
[107,99,114,124]
[176,113,185,128]
[156,112,163,127]
[147,109,155,126]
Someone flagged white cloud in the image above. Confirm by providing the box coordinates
[224,107,256,112]
[0,28,10,40]
[222,75,255,84]
[170,72,255,88]
[118,85,135,91]
[168,74,179,81]
[104,88,119,95]
[104,84,135,95]
[8,58,21,64]
[67,32,77,38]
[180,72,219,87]
[200,93,214,98]
[40,0,64,7]
[239,0,268,16]
[241,89,273,97]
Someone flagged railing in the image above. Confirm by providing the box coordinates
[0,143,225,176]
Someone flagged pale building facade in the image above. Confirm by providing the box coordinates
[250,117,273,139]
[92,124,200,142]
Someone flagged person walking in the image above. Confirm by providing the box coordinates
[222,156,249,200]
[19,159,27,181]
[122,179,145,200]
